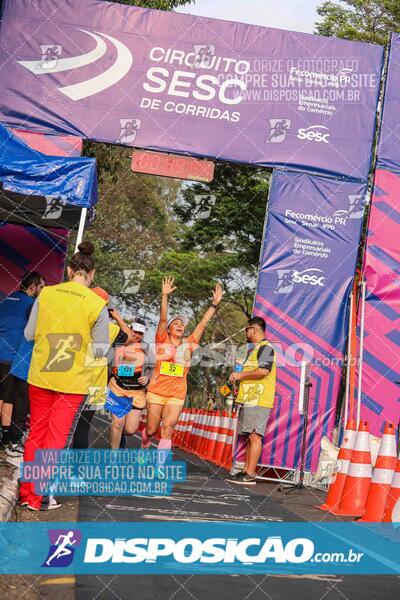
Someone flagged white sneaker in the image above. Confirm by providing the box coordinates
[5,442,24,457]
[5,454,23,467]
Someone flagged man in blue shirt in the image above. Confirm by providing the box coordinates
[0,272,44,453]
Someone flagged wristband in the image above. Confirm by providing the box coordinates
[210,303,219,310]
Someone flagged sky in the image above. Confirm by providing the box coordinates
[176,0,322,34]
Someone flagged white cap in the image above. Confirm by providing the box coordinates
[131,322,146,334]
[167,314,188,329]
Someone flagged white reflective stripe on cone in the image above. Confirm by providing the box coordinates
[342,431,357,449]
[206,431,220,442]
[353,431,370,451]
[213,433,230,444]
[347,463,372,478]
[337,459,350,474]
[392,498,400,522]
[371,469,395,485]
[191,427,205,437]
[379,434,398,457]
[390,473,400,489]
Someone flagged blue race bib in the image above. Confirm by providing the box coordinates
[117,363,135,377]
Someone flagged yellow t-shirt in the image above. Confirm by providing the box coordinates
[28,282,106,394]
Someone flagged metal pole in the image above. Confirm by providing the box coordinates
[344,291,354,426]
[74,207,87,253]
[356,279,367,426]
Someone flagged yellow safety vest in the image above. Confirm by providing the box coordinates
[86,322,120,408]
[236,340,276,408]
[28,282,107,394]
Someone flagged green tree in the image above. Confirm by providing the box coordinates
[85,170,180,309]
[139,163,270,406]
[316,0,400,43]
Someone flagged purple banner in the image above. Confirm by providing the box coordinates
[0,0,383,179]
[237,170,367,472]
[359,33,400,435]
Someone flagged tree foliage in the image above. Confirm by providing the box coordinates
[111,0,193,8]
[316,0,400,43]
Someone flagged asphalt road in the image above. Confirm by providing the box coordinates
[75,415,399,600]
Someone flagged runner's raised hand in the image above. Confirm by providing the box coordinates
[212,283,224,305]
[162,276,177,296]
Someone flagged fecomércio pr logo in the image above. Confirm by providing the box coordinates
[42,529,82,568]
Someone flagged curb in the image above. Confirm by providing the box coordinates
[0,465,19,521]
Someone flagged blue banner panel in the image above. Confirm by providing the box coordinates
[0,123,97,207]
[247,170,367,471]
[0,522,399,575]
[0,0,383,179]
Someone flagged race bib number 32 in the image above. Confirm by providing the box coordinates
[160,361,184,378]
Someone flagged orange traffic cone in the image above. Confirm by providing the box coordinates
[182,410,195,453]
[330,420,372,517]
[383,456,400,522]
[213,410,230,465]
[204,411,220,460]
[359,422,397,522]
[318,419,357,511]
[220,413,236,469]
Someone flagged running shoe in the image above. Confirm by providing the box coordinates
[5,454,23,467]
[0,439,11,451]
[227,472,256,485]
[5,442,24,457]
[225,470,244,482]
[27,497,62,511]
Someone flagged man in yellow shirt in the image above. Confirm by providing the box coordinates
[226,316,276,486]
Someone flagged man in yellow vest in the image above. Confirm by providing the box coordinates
[226,316,276,485]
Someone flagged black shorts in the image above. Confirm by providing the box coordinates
[0,362,14,404]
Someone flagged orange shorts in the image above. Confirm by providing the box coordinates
[146,392,184,406]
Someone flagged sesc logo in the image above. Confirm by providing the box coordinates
[297,125,330,144]
[275,269,325,294]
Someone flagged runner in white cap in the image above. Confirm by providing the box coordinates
[109,317,154,449]
[142,277,223,458]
